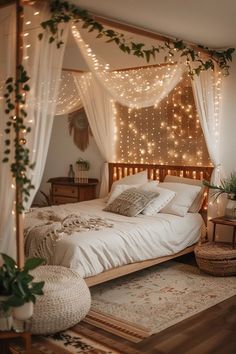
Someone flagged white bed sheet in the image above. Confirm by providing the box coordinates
[26,198,205,278]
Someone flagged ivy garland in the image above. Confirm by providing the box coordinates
[2,65,35,213]
[39,0,235,77]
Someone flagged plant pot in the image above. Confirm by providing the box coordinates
[0,296,13,331]
[225,197,236,221]
[12,301,34,332]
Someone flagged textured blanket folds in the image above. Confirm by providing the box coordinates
[24,210,113,264]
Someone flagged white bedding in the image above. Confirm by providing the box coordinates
[25,198,206,278]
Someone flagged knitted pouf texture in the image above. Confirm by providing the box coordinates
[29,265,91,334]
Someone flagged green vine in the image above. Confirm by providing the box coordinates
[2,65,35,213]
[39,0,235,77]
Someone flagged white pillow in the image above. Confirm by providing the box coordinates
[159,182,202,217]
[164,175,206,213]
[141,182,176,216]
[106,170,148,202]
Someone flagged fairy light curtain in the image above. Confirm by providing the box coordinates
[0,4,16,258]
[115,73,211,166]
[71,24,185,109]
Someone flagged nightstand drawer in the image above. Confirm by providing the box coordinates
[52,184,78,198]
[52,196,78,205]
[48,177,99,205]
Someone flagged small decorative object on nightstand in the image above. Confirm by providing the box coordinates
[194,216,236,276]
[48,177,98,205]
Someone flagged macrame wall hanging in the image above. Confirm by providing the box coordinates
[68,108,92,151]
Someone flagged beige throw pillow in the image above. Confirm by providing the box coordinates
[104,187,159,217]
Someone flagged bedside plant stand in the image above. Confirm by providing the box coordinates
[211,216,236,248]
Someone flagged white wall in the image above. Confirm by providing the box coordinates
[221,53,236,175]
[34,114,104,205]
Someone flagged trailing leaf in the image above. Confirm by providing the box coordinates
[38,0,234,77]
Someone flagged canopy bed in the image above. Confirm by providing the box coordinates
[24,162,213,286]
[0,0,232,270]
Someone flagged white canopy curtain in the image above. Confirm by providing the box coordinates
[0,4,16,258]
[73,72,115,197]
[191,68,223,221]
[23,3,69,207]
[0,3,68,257]
[71,24,185,109]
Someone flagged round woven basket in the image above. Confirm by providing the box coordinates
[29,265,91,334]
[194,242,236,276]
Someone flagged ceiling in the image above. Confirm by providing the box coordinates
[72,0,236,48]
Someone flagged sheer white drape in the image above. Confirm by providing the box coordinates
[71,25,185,109]
[73,72,115,197]
[56,71,83,115]
[23,4,69,206]
[191,68,223,220]
[0,4,16,257]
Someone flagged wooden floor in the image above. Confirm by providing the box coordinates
[77,254,236,354]
[1,254,236,354]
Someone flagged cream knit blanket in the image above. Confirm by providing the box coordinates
[24,210,113,264]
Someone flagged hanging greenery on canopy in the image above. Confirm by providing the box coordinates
[38,0,235,77]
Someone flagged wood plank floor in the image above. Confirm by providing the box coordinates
[77,254,236,354]
[77,295,236,354]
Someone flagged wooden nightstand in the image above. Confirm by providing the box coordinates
[210,216,236,248]
[48,177,99,205]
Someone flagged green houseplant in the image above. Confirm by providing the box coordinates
[76,158,90,183]
[76,158,90,171]
[0,253,45,330]
[204,172,236,220]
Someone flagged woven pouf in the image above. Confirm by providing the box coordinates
[29,265,91,334]
[194,242,236,276]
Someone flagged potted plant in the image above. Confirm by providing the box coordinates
[76,158,90,171]
[0,253,45,331]
[204,172,236,220]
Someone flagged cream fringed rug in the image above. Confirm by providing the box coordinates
[84,261,236,342]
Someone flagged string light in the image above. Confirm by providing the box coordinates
[71,25,180,109]
[116,74,213,166]
[56,71,83,115]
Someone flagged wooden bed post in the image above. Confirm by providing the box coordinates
[15,0,24,268]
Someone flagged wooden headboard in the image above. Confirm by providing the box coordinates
[108,163,214,212]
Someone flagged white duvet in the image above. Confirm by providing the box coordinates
[25,198,205,278]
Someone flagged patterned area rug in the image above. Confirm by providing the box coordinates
[9,329,121,354]
[84,261,236,342]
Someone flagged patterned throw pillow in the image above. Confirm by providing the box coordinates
[104,187,159,217]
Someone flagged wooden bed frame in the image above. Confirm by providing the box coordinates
[85,163,213,287]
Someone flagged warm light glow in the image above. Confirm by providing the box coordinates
[115,74,212,165]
